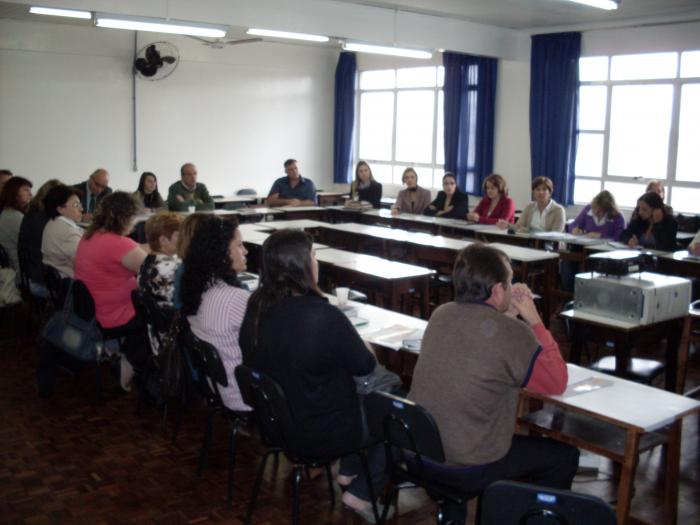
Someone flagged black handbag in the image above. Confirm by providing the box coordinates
[41,281,103,362]
[355,363,403,395]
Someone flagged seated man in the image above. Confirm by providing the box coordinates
[409,243,579,524]
[266,158,316,207]
[167,163,215,212]
[73,168,112,219]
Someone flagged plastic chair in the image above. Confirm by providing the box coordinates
[364,391,484,525]
[235,364,380,525]
[479,480,616,525]
[178,318,250,508]
[42,263,66,310]
[236,188,256,196]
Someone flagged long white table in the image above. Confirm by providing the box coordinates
[518,364,700,525]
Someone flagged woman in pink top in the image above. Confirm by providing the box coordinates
[467,173,515,225]
[181,216,250,412]
[74,191,150,372]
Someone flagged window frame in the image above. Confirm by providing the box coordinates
[575,51,700,212]
[355,67,445,189]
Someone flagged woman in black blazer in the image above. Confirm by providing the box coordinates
[424,172,469,219]
[619,191,678,251]
[350,160,382,208]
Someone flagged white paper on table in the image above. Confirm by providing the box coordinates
[362,325,424,346]
[561,376,614,398]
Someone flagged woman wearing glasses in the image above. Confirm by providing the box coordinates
[41,185,85,279]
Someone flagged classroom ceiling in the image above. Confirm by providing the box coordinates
[0,0,698,33]
[332,0,700,29]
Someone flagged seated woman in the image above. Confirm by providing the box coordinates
[0,176,33,274]
[690,230,700,257]
[424,172,469,219]
[513,176,565,233]
[172,213,209,310]
[19,179,62,296]
[133,171,165,212]
[620,192,678,251]
[350,161,382,209]
[138,212,183,354]
[391,167,432,215]
[41,185,85,279]
[182,216,250,411]
[467,173,515,225]
[74,192,150,373]
[239,229,387,520]
[569,190,625,240]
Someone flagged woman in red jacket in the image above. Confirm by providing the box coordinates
[467,173,515,226]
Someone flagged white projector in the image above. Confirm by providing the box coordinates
[574,271,691,325]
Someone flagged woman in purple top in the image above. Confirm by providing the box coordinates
[569,190,625,241]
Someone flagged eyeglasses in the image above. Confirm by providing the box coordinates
[62,202,83,209]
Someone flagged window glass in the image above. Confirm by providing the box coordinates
[675,84,700,182]
[397,67,437,88]
[436,90,445,165]
[610,52,677,81]
[573,178,602,205]
[575,133,604,177]
[579,56,608,81]
[371,163,393,184]
[669,186,700,214]
[359,92,394,161]
[578,85,607,131]
[608,84,673,179]
[603,181,648,209]
[360,69,395,90]
[395,90,435,164]
[680,50,700,78]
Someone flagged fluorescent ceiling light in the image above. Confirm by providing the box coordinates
[246,28,329,43]
[29,6,91,19]
[343,42,432,60]
[565,0,619,10]
[95,13,227,38]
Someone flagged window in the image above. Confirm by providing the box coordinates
[574,51,700,213]
[357,67,444,188]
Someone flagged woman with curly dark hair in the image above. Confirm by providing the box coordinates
[239,229,388,521]
[0,175,33,273]
[182,216,250,411]
[620,191,678,251]
[74,191,150,374]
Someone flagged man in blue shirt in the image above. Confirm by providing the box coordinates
[266,159,317,207]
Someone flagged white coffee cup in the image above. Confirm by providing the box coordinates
[335,287,350,305]
[187,205,196,213]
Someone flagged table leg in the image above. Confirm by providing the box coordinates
[672,316,691,394]
[569,322,584,364]
[616,430,640,525]
[421,277,429,320]
[663,420,681,525]
[390,284,400,313]
[614,337,632,381]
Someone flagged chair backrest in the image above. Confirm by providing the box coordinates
[42,264,63,309]
[0,245,10,269]
[71,279,96,323]
[364,391,446,479]
[16,244,32,294]
[235,364,297,452]
[236,188,256,196]
[177,316,228,407]
[132,288,174,344]
[480,481,616,525]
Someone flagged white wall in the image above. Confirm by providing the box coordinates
[0,18,337,196]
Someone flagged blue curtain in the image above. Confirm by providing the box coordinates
[530,32,581,206]
[443,52,498,194]
[333,52,356,184]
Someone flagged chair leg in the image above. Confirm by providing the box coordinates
[292,465,303,525]
[324,463,335,506]
[358,451,380,525]
[197,410,214,477]
[227,419,241,508]
[245,449,276,525]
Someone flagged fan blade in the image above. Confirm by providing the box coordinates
[145,44,161,66]
[226,37,263,46]
[135,57,158,77]
[161,56,176,64]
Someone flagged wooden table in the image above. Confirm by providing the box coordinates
[517,364,700,525]
[271,206,328,221]
[560,309,690,393]
[317,192,347,207]
[315,248,434,317]
[213,195,258,208]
